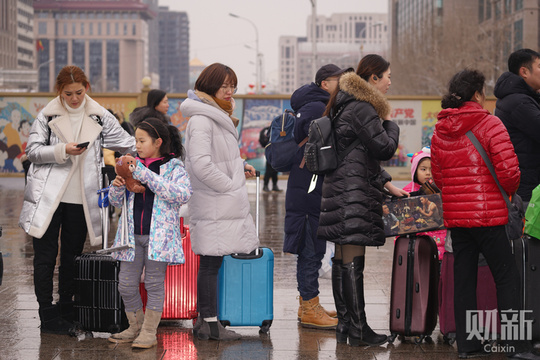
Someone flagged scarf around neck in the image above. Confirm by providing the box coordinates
[194,90,239,127]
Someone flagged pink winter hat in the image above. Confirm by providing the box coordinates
[409,147,431,183]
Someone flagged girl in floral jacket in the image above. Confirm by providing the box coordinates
[107,118,192,349]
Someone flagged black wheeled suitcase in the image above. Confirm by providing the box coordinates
[389,234,439,344]
[74,186,130,333]
[511,234,540,341]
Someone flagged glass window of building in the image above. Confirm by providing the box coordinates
[89,23,93,36]
[123,23,127,36]
[132,24,136,35]
[89,41,102,87]
[54,39,68,77]
[72,40,85,70]
[38,39,50,92]
[106,40,119,91]
[115,23,119,35]
[81,23,84,35]
[72,23,76,35]
[107,23,110,36]
[515,0,523,10]
[514,19,523,50]
[38,22,47,34]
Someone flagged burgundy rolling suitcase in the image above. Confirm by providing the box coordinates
[139,217,200,320]
[511,234,540,341]
[389,234,438,343]
[438,251,500,344]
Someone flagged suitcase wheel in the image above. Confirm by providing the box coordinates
[219,320,230,328]
[388,333,397,344]
[413,335,424,344]
[443,333,456,345]
[259,320,272,334]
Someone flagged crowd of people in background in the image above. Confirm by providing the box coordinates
[13,46,540,359]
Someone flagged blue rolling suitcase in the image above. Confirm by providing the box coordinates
[217,172,274,333]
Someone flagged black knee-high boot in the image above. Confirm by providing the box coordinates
[332,258,349,343]
[342,256,387,346]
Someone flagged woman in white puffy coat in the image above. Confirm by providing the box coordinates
[19,65,136,335]
[180,63,258,341]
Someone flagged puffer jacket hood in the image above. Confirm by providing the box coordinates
[494,71,539,100]
[435,101,492,138]
[290,83,329,114]
[431,101,520,228]
[180,97,259,256]
[317,72,399,247]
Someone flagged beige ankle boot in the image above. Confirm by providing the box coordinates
[108,309,145,343]
[297,296,337,321]
[300,296,338,329]
[132,309,162,349]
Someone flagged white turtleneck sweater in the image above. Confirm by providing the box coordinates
[61,98,86,204]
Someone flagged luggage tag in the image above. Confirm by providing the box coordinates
[308,174,318,193]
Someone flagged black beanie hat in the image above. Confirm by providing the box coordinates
[147,89,167,109]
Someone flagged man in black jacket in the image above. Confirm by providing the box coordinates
[494,49,540,206]
[284,64,352,329]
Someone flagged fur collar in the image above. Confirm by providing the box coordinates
[339,72,390,119]
[42,94,104,117]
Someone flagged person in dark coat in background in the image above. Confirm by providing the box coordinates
[284,64,352,330]
[318,55,404,347]
[258,126,281,192]
[129,89,171,127]
[494,48,540,207]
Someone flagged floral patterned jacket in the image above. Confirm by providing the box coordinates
[109,157,192,263]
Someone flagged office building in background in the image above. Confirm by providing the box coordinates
[279,13,388,94]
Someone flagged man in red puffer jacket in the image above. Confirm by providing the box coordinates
[432,69,538,360]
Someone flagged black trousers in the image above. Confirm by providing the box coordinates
[197,255,223,318]
[33,203,88,306]
[452,226,531,354]
[264,162,278,187]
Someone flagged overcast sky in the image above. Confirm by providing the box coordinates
[158,0,388,93]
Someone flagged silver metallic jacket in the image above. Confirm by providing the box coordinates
[19,95,136,246]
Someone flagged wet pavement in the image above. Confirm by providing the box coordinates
[0,176,509,360]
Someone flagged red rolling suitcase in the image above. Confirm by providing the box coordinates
[389,234,438,343]
[438,251,500,344]
[139,217,199,320]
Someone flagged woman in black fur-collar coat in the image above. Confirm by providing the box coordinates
[318,55,400,347]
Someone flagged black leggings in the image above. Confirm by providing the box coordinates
[334,244,365,264]
[197,255,224,318]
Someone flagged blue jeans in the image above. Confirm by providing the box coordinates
[296,218,325,301]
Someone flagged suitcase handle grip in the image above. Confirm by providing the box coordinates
[230,247,264,260]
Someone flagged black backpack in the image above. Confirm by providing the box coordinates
[259,126,271,148]
[304,99,360,175]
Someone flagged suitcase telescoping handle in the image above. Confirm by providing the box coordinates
[230,170,262,260]
[96,190,132,255]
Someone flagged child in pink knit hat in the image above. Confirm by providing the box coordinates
[402,146,446,261]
